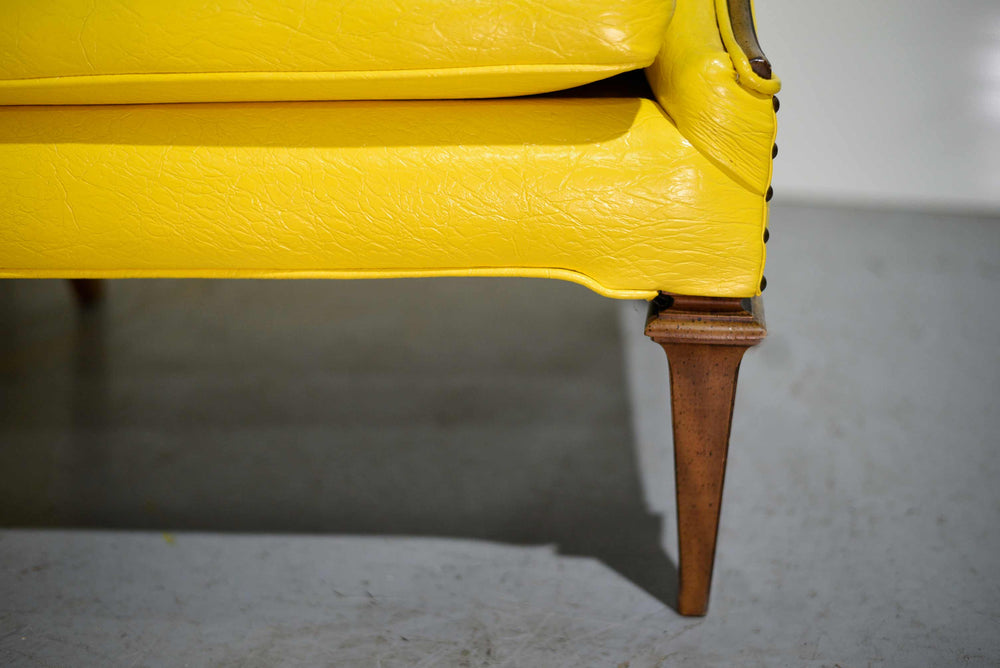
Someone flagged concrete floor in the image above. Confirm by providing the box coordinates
[1,203,998,666]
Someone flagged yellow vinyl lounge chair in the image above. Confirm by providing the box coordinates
[0,0,779,615]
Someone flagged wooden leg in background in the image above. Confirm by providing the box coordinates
[645,294,766,616]
[68,279,104,308]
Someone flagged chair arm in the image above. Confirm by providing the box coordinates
[645,0,780,195]
[719,0,780,93]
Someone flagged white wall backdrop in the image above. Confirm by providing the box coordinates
[756,0,1000,212]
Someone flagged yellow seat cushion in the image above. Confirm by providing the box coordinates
[0,96,765,298]
[0,0,673,105]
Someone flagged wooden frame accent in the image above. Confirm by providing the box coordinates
[726,0,774,79]
[646,293,766,615]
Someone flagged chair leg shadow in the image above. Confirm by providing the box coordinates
[569,519,679,609]
[1,278,684,612]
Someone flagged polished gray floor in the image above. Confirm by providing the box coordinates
[1,203,998,666]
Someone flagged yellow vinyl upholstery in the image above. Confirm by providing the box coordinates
[0,0,779,300]
[646,0,779,195]
[0,0,674,104]
[0,97,765,299]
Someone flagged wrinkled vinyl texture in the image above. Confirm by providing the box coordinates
[0,0,778,299]
[0,0,675,104]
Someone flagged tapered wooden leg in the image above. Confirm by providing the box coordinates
[68,279,104,308]
[661,343,747,615]
[645,294,766,616]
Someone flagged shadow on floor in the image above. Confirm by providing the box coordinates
[0,278,677,608]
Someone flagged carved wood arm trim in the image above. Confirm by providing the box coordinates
[716,0,780,95]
